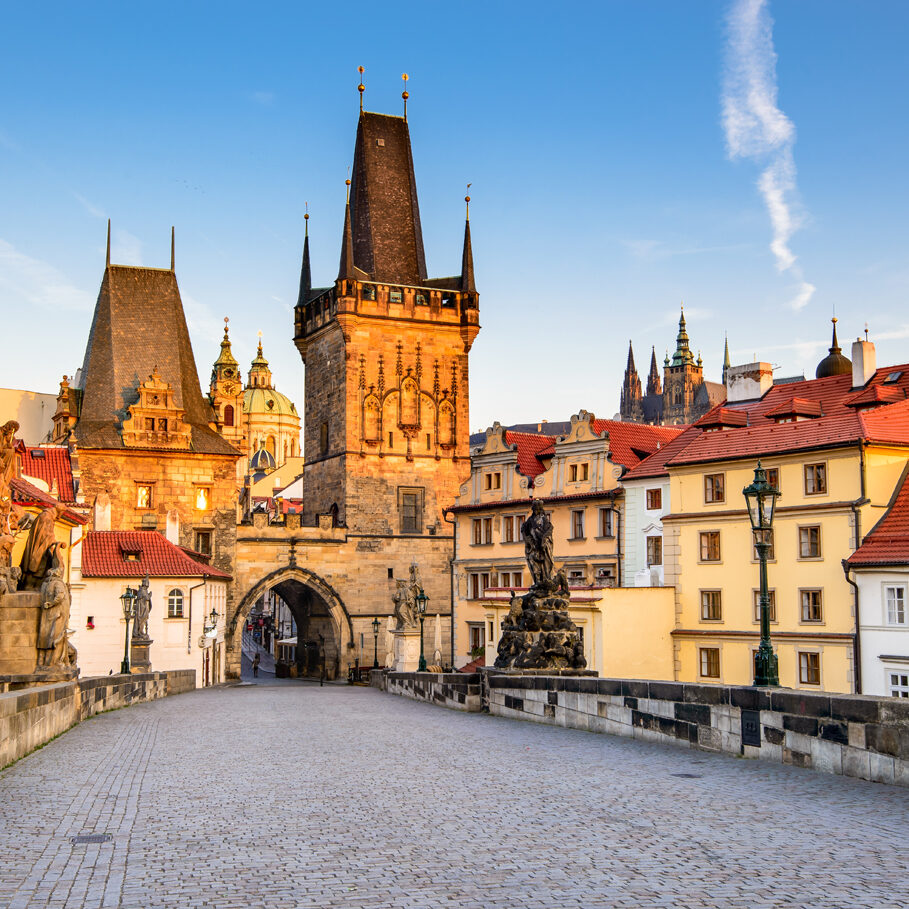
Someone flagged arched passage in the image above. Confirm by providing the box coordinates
[228,566,354,681]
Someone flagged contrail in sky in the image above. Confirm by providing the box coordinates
[722,0,814,310]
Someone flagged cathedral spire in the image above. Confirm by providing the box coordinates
[460,197,476,294]
[297,209,312,307]
[338,181,356,281]
[626,340,636,373]
[723,334,731,385]
[647,346,661,396]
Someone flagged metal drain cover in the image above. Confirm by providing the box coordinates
[70,834,112,845]
[671,773,702,779]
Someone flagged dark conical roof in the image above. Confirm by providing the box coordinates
[297,219,311,306]
[346,111,427,285]
[76,263,237,455]
[460,218,476,294]
[816,318,852,379]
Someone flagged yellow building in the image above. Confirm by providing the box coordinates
[447,412,683,670]
[661,331,909,693]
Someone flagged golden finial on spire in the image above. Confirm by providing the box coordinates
[358,65,365,113]
[257,329,263,356]
[402,72,409,120]
[345,167,351,203]
[465,183,472,221]
[304,201,309,235]
[223,316,230,339]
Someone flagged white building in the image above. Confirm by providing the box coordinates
[845,468,909,698]
[72,531,231,686]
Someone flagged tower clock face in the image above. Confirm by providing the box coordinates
[223,382,237,395]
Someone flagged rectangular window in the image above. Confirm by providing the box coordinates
[484,473,493,490]
[800,589,823,623]
[195,530,212,556]
[699,531,721,562]
[580,463,589,481]
[646,488,662,510]
[468,623,485,653]
[704,473,725,504]
[472,519,482,545]
[570,509,585,539]
[194,486,211,511]
[167,588,185,619]
[753,528,775,561]
[646,536,662,567]
[700,590,722,621]
[886,586,906,625]
[483,517,493,544]
[752,589,777,623]
[144,417,155,431]
[799,652,821,685]
[798,525,821,559]
[567,568,586,586]
[136,484,153,509]
[389,290,403,303]
[398,487,423,534]
[469,573,479,599]
[699,647,720,679]
[889,671,909,698]
[599,508,614,538]
[388,431,394,447]
[503,515,521,543]
[805,463,827,495]
[765,467,780,491]
[481,572,491,594]
[569,464,577,482]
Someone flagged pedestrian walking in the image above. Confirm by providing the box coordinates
[252,652,260,678]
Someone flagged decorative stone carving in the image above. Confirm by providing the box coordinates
[392,562,423,630]
[36,561,73,670]
[121,367,192,449]
[19,504,66,590]
[133,575,152,640]
[494,499,587,672]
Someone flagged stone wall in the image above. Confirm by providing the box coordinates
[376,670,909,787]
[371,669,482,712]
[0,670,196,769]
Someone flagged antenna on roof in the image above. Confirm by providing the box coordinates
[170,226,175,271]
[358,65,365,113]
[106,219,111,267]
[402,73,409,120]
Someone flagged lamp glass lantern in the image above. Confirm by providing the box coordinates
[743,460,781,687]
[371,616,381,669]
[119,587,136,674]
[416,587,429,671]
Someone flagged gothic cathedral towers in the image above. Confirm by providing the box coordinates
[294,109,480,534]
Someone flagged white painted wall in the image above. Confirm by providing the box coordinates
[856,570,909,697]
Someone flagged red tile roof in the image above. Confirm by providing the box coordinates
[621,424,705,481]
[505,431,558,479]
[847,467,909,567]
[765,397,824,419]
[669,365,909,466]
[81,531,231,579]
[9,476,86,525]
[20,446,76,503]
[590,420,685,470]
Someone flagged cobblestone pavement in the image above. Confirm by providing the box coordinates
[1,680,907,909]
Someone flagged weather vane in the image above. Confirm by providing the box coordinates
[402,73,409,119]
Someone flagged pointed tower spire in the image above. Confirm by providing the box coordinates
[338,180,356,281]
[626,340,636,372]
[170,226,175,271]
[460,190,476,294]
[357,65,365,114]
[297,207,311,307]
[723,334,731,385]
[402,73,409,121]
[647,346,661,396]
[106,219,111,267]
[671,303,694,366]
[620,340,643,422]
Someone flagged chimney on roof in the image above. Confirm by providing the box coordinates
[726,362,773,403]
[851,336,876,388]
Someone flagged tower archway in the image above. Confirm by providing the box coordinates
[228,566,354,681]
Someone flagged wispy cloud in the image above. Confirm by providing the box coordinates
[722,0,815,310]
[0,239,93,311]
[73,192,106,220]
[244,90,275,108]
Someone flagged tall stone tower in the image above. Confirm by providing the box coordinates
[294,108,480,535]
[620,342,643,422]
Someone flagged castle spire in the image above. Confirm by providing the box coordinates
[723,334,731,385]
[626,340,636,372]
[671,303,694,366]
[460,191,476,294]
[297,208,311,307]
[647,346,661,396]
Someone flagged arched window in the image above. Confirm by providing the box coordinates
[223,404,234,427]
[266,435,276,457]
[400,377,419,426]
[167,589,184,619]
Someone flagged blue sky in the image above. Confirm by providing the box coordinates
[2,1,908,431]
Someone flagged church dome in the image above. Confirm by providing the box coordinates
[816,318,852,379]
[243,386,298,417]
[249,446,276,472]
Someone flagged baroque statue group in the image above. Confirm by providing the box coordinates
[1,421,77,676]
[494,499,588,671]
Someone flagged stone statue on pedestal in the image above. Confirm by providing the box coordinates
[133,575,152,640]
[494,499,587,672]
[36,561,73,670]
[392,562,424,630]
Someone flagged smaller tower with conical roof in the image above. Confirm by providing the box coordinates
[815,317,852,378]
[210,318,245,449]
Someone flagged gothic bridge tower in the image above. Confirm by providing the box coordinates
[294,102,480,535]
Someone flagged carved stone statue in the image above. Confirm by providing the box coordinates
[18,504,66,590]
[0,420,19,490]
[36,563,72,670]
[522,499,554,589]
[392,563,425,630]
[133,575,152,639]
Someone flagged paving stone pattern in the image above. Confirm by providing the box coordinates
[1,679,907,909]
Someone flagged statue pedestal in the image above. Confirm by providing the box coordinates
[131,637,152,674]
[392,628,423,672]
[0,591,41,675]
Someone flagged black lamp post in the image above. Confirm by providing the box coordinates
[743,460,781,687]
[416,587,429,672]
[371,616,380,669]
[120,587,136,674]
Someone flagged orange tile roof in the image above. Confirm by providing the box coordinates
[9,476,86,525]
[81,531,231,579]
[590,420,685,470]
[505,431,558,479]
[848,466,909,566]
[20,446,76,503]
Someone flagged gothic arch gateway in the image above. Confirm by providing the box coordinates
[228,565,353,681]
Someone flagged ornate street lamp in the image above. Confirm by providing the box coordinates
[416,587,429,672]
[371,616,381,669]
[120,587,137,674]
[743,461,781,687]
